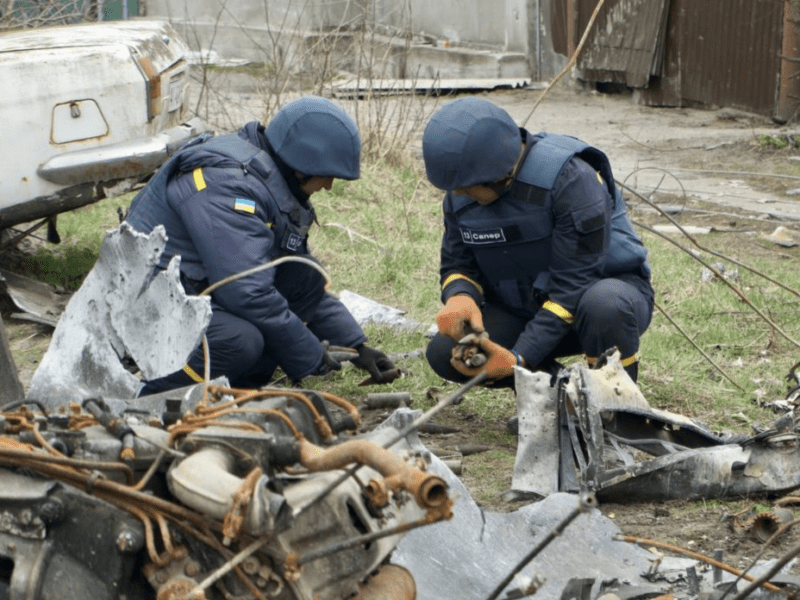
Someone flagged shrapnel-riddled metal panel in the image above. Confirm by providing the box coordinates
[575,0,670,88]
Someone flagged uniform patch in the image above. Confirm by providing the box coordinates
[460,227,506,244]
[285,233,304,251]
[233,198,256,214]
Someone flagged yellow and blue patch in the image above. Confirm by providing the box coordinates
[233,198,256,214]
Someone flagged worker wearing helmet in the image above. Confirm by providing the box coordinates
[125,96,394,395]
[423,97,653,388]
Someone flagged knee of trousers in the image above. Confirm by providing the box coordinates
[575,283,642,356]
[202,325,265,376]
[425,334,463,381]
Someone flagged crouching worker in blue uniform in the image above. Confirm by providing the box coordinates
[125,96,395,395]
[423,98,654,388]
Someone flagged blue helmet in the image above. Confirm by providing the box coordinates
[423,98,522,190]
[266,96,361,180]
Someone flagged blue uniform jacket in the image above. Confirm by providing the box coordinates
[125,122,365,381]
[438,131,650,368]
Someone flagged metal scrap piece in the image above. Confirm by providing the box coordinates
[0,268,69,327]
[26,224,211,407]
[510,369,559,497]
[512,351,800,502]
[0,314,24,406]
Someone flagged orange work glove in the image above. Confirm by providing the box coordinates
[436,295,484,340]
[451,337,520,381]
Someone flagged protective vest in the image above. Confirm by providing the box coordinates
[126,133,315,282]
[449,132,650,313]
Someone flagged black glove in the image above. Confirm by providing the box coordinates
[351,344,395,383]
[321,350,343,373]
[293,348,341,385]
[315,342,343,376]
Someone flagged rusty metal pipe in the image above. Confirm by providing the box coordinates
[353,564,416,600]
[297,439,448,510]
[293,372,485,521]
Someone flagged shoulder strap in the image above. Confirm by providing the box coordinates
[517,133,589,190]
[517,133,617,198]
[198,134,274,180]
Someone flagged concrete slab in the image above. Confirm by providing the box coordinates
[331,77,537,99]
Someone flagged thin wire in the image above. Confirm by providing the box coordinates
[485,494,596,600]
[617,535,782,593]
[634,219,800,352]
[621,177,800,301]
[654,301,744,391]
[521,0,609,128]
[719,517,800,600]
[186,372,488,598]
[193,254,336,388]
[199,255,333,298]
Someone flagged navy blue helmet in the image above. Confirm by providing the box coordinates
[266,96,361,180]
[423,98,522,190]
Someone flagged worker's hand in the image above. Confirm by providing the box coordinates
[352,344,396,384]
[293,347,342,385]
[312,341,343,377]
[451,337,518,381]
[436,295,484,340]
[322,350,343,373]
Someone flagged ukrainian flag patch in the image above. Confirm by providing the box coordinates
[233,198,256,214]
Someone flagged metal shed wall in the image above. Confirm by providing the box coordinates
[640,0,784,116]
[554,0,797,119]
[575,0,669,88]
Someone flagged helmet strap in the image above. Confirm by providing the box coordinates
[483,175,514,196]
[480,141,527,195]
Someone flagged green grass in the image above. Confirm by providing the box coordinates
[638,228,800,429]
[460,450,516,508]
[757,134,791,150]
[25,194,132,289]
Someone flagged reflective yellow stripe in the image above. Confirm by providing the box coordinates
[442,273,484,295]
[183,364,204,383]
[193,168,206,191]
[585,353,638,367]
[542,300,574,324]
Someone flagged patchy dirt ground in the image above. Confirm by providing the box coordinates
[5,80,800,581]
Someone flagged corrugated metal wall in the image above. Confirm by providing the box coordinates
[575,0,669,88]
[644,0,784,115]
[553,0,795,118]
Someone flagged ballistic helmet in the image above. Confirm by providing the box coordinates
[266,96,361,180]
[422,98,522,190]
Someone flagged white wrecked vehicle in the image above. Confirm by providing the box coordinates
[0,20,207,234]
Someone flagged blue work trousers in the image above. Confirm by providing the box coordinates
[139,262,329,395]
[426,273,654,388]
